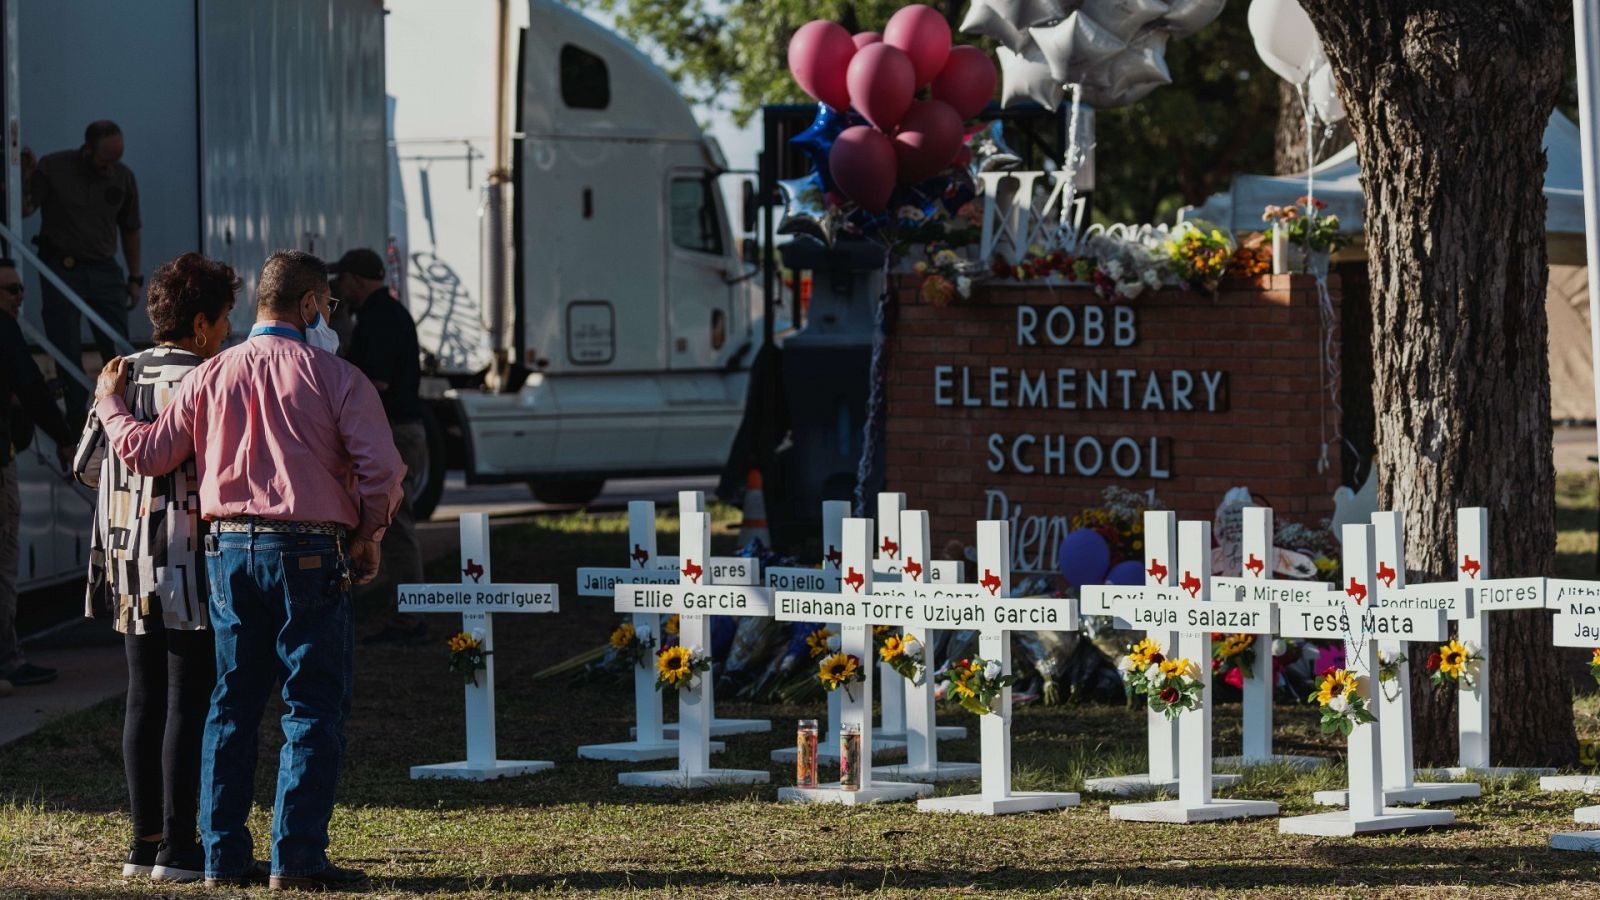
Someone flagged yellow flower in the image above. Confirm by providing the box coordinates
[880,634,907,662]
[1128,638,1165,669]
[1438,639,1469,678]
[1317,669,1360,705]
[806,627,835,659]
[657,645,694,686]
[1219,634,1254,658]
[1314,556,1337,574]
[447,632,479,653]
[1159,657,1197,680]
[609,622,635,651]
[819,652,861,690]
[664,614,680,636]
[873,625,892,637]
[1591,648,1600,664]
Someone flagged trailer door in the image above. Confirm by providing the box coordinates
[664,168,737,371]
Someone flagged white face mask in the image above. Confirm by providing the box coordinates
[304,309,340,353]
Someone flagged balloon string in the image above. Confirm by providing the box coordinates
[853,245,894,517]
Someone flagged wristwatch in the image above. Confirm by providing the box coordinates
[128,274,144,287]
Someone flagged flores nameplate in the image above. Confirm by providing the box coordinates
[399,583,559,613]
[614,583,775,616]
[773,594,1077,631]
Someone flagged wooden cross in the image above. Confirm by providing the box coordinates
[1208,507,1330,771]
[1082,511,1240,797]
[1277,523,1455,836]
[1101,520,1279,823]
[575,501,726,762]
[399,513,558,781]
[611,510,771,788]
[1543,609,1600,852]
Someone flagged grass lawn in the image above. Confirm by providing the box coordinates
[7,477,1600,897]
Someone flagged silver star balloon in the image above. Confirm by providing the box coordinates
[1080,0,1172,41]
[1029,12,1127,85]
[959,1,1030,51]
[1160,0,1226,38]
[997,41,1064,110]
[776,176,829,244]
[1080,27,1171,108]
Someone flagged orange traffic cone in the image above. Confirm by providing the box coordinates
[737,469,771,549]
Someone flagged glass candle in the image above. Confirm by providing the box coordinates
[839,723,862,791]
[795,719,819,788]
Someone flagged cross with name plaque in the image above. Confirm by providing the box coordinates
[1543,610,1600,852]
[1312,510,1480,806]
[575,501,727,762]
[1081,511,1241,797]
[1278,523,1455,836]
[1208,507,1329,772]
[399,513,559,781]
[1102,520,1279,823]
[611,510,771,788]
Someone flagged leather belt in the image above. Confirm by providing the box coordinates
[214,518,343,537]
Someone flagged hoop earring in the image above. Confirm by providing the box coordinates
[196,332,207,350]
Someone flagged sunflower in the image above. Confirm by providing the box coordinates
[1437,639,1469,678]
[880,634,907,662]
[657,645,694,687]
[819,653,862,691]
[1218,634,1254,658]
[873,625,892,637]
[447,632,479,654]
[1159,657,1197,681]
[664,614,680,636]
[1317,668,1360,705]
[609,622,636,651]
[806,627,835,659]
[1128,638,1165,669]
[1592,648,1600,665]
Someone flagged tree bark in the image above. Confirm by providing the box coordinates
[1298,0,1575,766]
[1274,80,1353,175]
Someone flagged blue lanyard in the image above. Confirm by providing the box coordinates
[248,324,305,342]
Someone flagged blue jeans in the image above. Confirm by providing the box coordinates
[200,531,353,879]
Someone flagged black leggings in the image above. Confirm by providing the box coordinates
[124,622,215,844]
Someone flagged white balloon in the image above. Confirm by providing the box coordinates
[1308,61,1345,123]
[1030,12,1128,84]
[960,0,1030,51]
[997,42,1065,109]
[1247,0,1323,85]
[1080,0,1171,42]
[1160,0,1226,38]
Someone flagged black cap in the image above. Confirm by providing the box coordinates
[330,248,384,280]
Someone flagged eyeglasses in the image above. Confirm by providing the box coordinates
[0,283,23,296]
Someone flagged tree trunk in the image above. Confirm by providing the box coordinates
[1299,0,1575,766]
[1274,80,1352,175]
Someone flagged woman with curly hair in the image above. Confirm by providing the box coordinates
[72,252,238,883]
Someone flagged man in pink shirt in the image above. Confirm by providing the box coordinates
[94,250,402,892]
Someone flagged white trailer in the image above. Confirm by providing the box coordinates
[8,0,389,590]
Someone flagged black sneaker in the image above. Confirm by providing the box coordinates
[151,841,204,883]
[205,859,271,888]
[269,863,370,892]
[121,839,160,878]
[4,663,57,686]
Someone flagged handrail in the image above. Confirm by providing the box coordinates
[0,218,134,356]
[15,315,92,391]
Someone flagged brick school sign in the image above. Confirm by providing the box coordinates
[884,274,1341,575]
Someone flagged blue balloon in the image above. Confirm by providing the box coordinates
[1105,559,1145,586]
[1058,528,1112,587]
[790,103,847,194]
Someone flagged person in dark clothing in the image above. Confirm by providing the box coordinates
[331,248,426,642]
[22,120,144,420]
[73,253,237,882]
[0,258,74,692]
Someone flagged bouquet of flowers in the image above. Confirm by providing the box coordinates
[1377,648,1407,701]
[913,248,979,306]
[446,631,491,687]
[939,656,1018,716]
[1312,668,1375,735]
[607,620,656,672]
[1164,221,1234,293]
[1087,230,1166,303]
[1263,196,1346,253]
[1071,486,1165,571]
[817,651,865,700]
[655,644,711,692]
[1119,638,1204,719]
[879,631,926,685]
[1227,232,1273,278]
[806,626,837,660]
[1427,639,1483,688]
[1211,632,1256,687]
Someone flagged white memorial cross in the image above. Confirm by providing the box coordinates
[1542,578,1600,794]
[612,510,770,788]
[1543,610,1600,852]
[870,509,983,783]
[768,501,908,765]
[771,516,933,804]
[1278,523,1455,835]
[870,492,960,743]
[1433,508,1553,777]
[1312,510,1480,805]
[1208,507,1329,771]
[400,513,558,781]
[1104,520,1280,823]
[1082,511,1240,797]
[575,501,727,762]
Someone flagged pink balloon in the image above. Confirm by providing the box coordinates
[884,4,952,87]
[931,45,997,120]
[829,126,898,213]
[788,20,855,112]
[847,43,915,131]
[892,99,964,182]
[852,31,882,50]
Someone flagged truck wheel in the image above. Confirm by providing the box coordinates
[410,406,447,522]
[528,478,606,507]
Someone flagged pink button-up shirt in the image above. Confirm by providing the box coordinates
[94,323,405,542]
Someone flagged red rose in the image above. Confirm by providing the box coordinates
[1159,686,1180,705]
[1211,657,1221,671]
[1224,667,1245,690]
[1426,652,1441,671]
